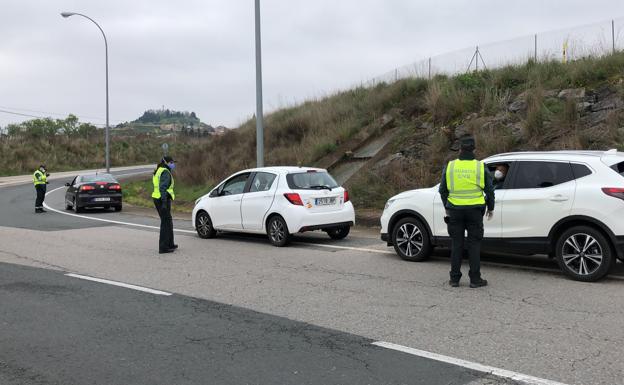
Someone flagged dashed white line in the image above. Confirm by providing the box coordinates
[65,273,172,296]
[372,341,569,385]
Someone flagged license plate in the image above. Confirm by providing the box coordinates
[315,197,336,206]
[94,197,110,202]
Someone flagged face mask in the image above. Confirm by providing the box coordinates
[494,170,504,180]
[168,162,176,170]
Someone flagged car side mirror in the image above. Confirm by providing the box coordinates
[209,190,218,198]
[65,182,71,187]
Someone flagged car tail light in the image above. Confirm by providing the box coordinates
[602,187,624,200]
[80,185,95,191]
[284,193,303,206]
[96,182,108,185]
[344,189,350,203]
[109,184,121,190]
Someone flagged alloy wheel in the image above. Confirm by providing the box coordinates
[197,214,212,236]
[270,219,285,243]
[396,223,423,257]
[561,233,603,276]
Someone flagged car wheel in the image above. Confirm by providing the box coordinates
[326,225,350,240]
[196,211,216,239]
[114,205,122,212]
[65,200,72,210]
[73,198,82,213]
[267,215,291,247]
[391,217,431,262]
[555,226,614,282]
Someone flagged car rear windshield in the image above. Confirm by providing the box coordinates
[81,174,117,183]
[286,171,339,190]
[611,161,624,177]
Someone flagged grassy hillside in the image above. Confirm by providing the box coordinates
[154,52,623,212]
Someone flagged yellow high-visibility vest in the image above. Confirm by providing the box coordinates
[33,170,47,186]
[446,159,486,206]
[152,167,175,200]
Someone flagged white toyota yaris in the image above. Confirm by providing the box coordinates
[192,167,355,246]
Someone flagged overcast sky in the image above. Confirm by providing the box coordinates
[1,0,624,128]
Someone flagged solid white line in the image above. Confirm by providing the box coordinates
[65,273,172,296]
[372,341,569,385]
[43,186,195,234]
[298,242,395,255]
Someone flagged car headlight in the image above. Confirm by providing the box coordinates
[384,199,396,210]
[195,197,202,205]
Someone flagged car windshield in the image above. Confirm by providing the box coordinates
[286,171,339,190]
[81,174,117,183]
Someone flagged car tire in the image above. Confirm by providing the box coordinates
[267,215,291,247]
[65,200,72,210]
[73,199,82,213]
[114,205,122,212]
[196,211,216,239]
[555,226,614,282]
[326,226,350,240]
[391,217,432,262]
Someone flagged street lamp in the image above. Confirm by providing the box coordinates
[254,0,264,167]
[61,12,110,173]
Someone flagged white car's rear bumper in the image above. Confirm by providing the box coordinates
[284,202,355,233]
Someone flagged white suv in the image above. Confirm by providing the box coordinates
[192,167,355,246]
[380,150,624,282]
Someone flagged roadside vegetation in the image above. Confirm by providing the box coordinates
[149,52,624,213]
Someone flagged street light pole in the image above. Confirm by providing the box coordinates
[61,12,110,173]
[254,0,264,168]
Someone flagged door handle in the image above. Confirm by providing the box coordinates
[550,195,569,202]
[233,198,242,202]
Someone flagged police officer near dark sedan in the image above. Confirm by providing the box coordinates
[439,137,495,288]
[152,156,178,254]
[33,164,50,213]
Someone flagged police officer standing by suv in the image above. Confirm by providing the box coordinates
[439,137,494,288]
[33,164,50,213]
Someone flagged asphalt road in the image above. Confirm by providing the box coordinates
[1,168,623,385]
[0,262,510,385]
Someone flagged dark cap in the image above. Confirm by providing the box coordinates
[163,156,175,163]
[459,136,475,152]
[39,164,46,169]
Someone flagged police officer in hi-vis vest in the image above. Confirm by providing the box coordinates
[152,156,177,254]
[439,137,495,288]
[33,164,50,213]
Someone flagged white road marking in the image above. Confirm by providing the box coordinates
[43,186,196,234]
[65,273,172,296]
[299,242,395,255]
[372,341,569,385]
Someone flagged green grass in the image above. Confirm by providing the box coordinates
[122,178,214,213]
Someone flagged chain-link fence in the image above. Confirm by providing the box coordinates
[365,17,624,86]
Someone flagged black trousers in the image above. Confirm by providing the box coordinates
[35,184,46,209]
[448,207,484,282]
[154,197,174,251]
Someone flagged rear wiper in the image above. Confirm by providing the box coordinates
[310,185,332,191]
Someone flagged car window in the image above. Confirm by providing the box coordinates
[487,162,511,190]
[610,161,624,177]
[220,173,250,196]
[70,176,78,186]
[509,161,574,189]
[571,163,592,179]
[249,172,276,193]
[286,171,339,190]
[81,174,117,183]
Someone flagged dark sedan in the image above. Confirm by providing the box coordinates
[65,174,123,212]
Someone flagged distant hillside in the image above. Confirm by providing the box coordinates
[115,109,228,136]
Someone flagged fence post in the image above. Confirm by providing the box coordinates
[534,34,538,61]
[395,68,398,82]
[428,57,431,80]
[613,19,616,54]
